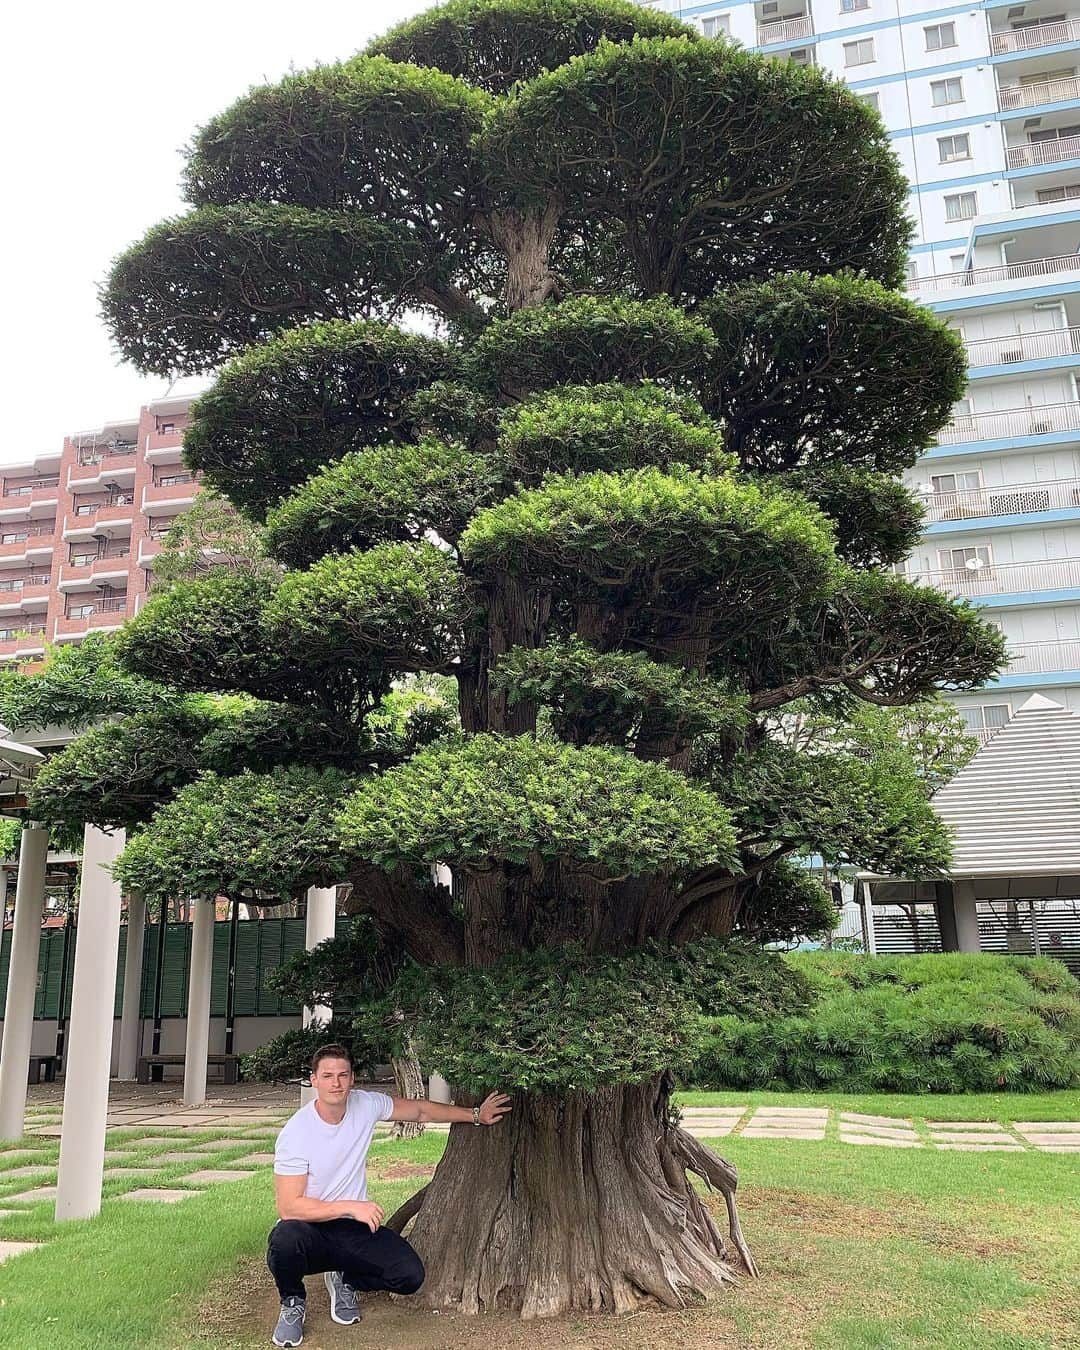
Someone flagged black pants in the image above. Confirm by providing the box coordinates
[267,1218,425,1302]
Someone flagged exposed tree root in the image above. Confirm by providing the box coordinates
[399,1077,755,1318]
[386,1183,429,1234]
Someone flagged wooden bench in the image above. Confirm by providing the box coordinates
[136,1053,241,1085]
[28,1055,58,1085]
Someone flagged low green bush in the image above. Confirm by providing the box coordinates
[691,952,1080,1093]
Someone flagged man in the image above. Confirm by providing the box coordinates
[269,1042,511,1347]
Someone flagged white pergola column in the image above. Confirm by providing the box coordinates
[115,889,147,1080]
[863,883,878,956]
[55,825,125,1221]
[952,878,982,954]
[182,898,215,1107]
[0,825,49,1141]
[302,885,337,1028]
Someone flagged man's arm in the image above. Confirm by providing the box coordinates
[274,1173,384,1230]
[388,1090,512,1126]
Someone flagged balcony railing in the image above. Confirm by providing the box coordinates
[0,523,55,545]
[966,326,1080,367]
[924,476,1080,521]
[76,443,137,467]
[756,14,812,43]
[1007,134,1080,169]
[936,400,1080,444]
[1005,637,1080,674]
[0,574,51,594]
[991,18,1080,54]
[912,555,1080,597]
[998,75,1080,111]
[909,252,1080,294]
[65,596,129,620]
[2,478,59,498]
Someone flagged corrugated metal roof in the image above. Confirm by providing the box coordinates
[930,693,1080,877]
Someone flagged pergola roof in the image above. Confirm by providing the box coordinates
[863,693,1080,898]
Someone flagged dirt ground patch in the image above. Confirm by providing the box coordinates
[368,1161,437,1183]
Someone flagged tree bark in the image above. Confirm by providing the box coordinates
[400,1077,751,1317]
[390,1040,426,1142]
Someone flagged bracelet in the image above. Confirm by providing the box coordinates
[472,1105,481,1126]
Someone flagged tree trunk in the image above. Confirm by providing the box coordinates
[394,1077,751,1317]
[390,1036,426,1142]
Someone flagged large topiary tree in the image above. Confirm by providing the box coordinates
[92,0,1005,1317]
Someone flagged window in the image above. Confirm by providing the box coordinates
[843,37,875,65]
[938,133,971,162]
[1029,123,1080,144]
[66,604,95,620]
[70,551,95,567]
[931,472,982,495]
[961,703,1010,737]
[945,191,977,221]
[931,76,964,106]
[841,0,870,9]
[1,532,28,545]
[1037,182,1080,203]
[157,473,195,488]
[949,253,967,272]
[859,91,880,111]
[74,503,98,516]
[925,21,956,50]
[701,13,730,36]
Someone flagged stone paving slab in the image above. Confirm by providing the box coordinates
[838,1121,919,1140]
[103,1168,163,1178]
[742,1126,825,1139]
[0,1241,39,1262]
[683,1124,736,1138]
[926,1120,1003,1131]
[106,1136,190,1150]
[146,1152,212,1165]
[839,1133,922,1148]
[1015,1122,1080,1133]
[934,1142,1025,1152]
[0,1150,48,1163]
[190,1138,255,1152]
[929,1130,1018,1145]
[749,1107,828,1118]
[840,1112,915,1128]
[183,1169,253,1184]
[28,1127,63,1138]
[5,1186,57,1203]
[2,1166,55,1180]
[234,1153,276,1166]
[119,1188,203,1203]
[1014,1134,1080,1148]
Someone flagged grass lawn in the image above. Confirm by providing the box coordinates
[675,1087,1080,1122]
[0,1120,1076,1349]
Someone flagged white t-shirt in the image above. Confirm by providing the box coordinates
[274,1089,395,1202]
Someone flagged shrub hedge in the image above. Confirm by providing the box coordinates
[691,952,1080,1093]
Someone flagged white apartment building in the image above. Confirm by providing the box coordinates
[650,0,1080,737]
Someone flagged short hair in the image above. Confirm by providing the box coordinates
[310,1043,354,1075]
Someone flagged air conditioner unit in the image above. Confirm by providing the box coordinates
[1000,347,1025,363]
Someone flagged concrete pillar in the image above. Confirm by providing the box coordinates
[302,885,337,1029]
[182,898,215,1108]
[952,878,982,954]
[55,825,125,1221]
[0,825,49,1141]
[116,890,147,1080]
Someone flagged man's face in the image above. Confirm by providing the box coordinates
[311,1057,354,1106]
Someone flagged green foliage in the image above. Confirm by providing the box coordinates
[693,953,1080,1092]
[782,466,925,570]
[263,439,503,567]
[698,273,966,473]
[735,862,840,945]
[0,635,169,733]
[390,945,706,1091]
[468,296,713,397]
[370,0,695,94]
[240,1018,378,1084]
[183,320,461,517]
[152,492,278,589]
[497,381,732,481]
[102,205,426,376]
[493,638,748,748]
[462,467,839,616]
[479,38,911,298]
[114,767,356,902]
[0,817,23,859]
[264,919,399,1011]
[28,705,214,840]
[265,541,473,674]
[338,733,737,875]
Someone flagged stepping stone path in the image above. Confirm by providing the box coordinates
[5,1186,57,1204]
[927,1121,1023,1151]
[190,1138,254,1152]
[680,1108,747,1139]
[183,1169,253,1184]
[233,1153,276,1166]
[0,1241,39,1262]
[2,1166,56,1180]
[1013,1123,1080,1152]
[145,1153,211,1165]
[838,1112,920,1147]
[120,1189,202,1204]
[741,1107,828,1140]
[103,1168,164,1179]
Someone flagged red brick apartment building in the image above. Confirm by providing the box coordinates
[0,396,198,665]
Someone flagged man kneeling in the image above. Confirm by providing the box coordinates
[268,1042,511,1347]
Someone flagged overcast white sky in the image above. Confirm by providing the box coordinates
[1,1,430,466]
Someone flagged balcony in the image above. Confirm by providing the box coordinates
[935,400,1080,445]
[1004,637,1080,674]
[756,14,812,44]
[912,555,1080,598]
[998,75,1080,112]
[1007,134,1080,169]
[965,326,1080,368]
[991,18,1080,55]
[141,478,197,511]
[923,477,1080,522]
[909,252,1080,295]
[138,535,164,566]
[62,501,136,538]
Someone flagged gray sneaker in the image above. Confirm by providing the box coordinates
[324,1270,363,1325]
[272,1296,305,1347]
